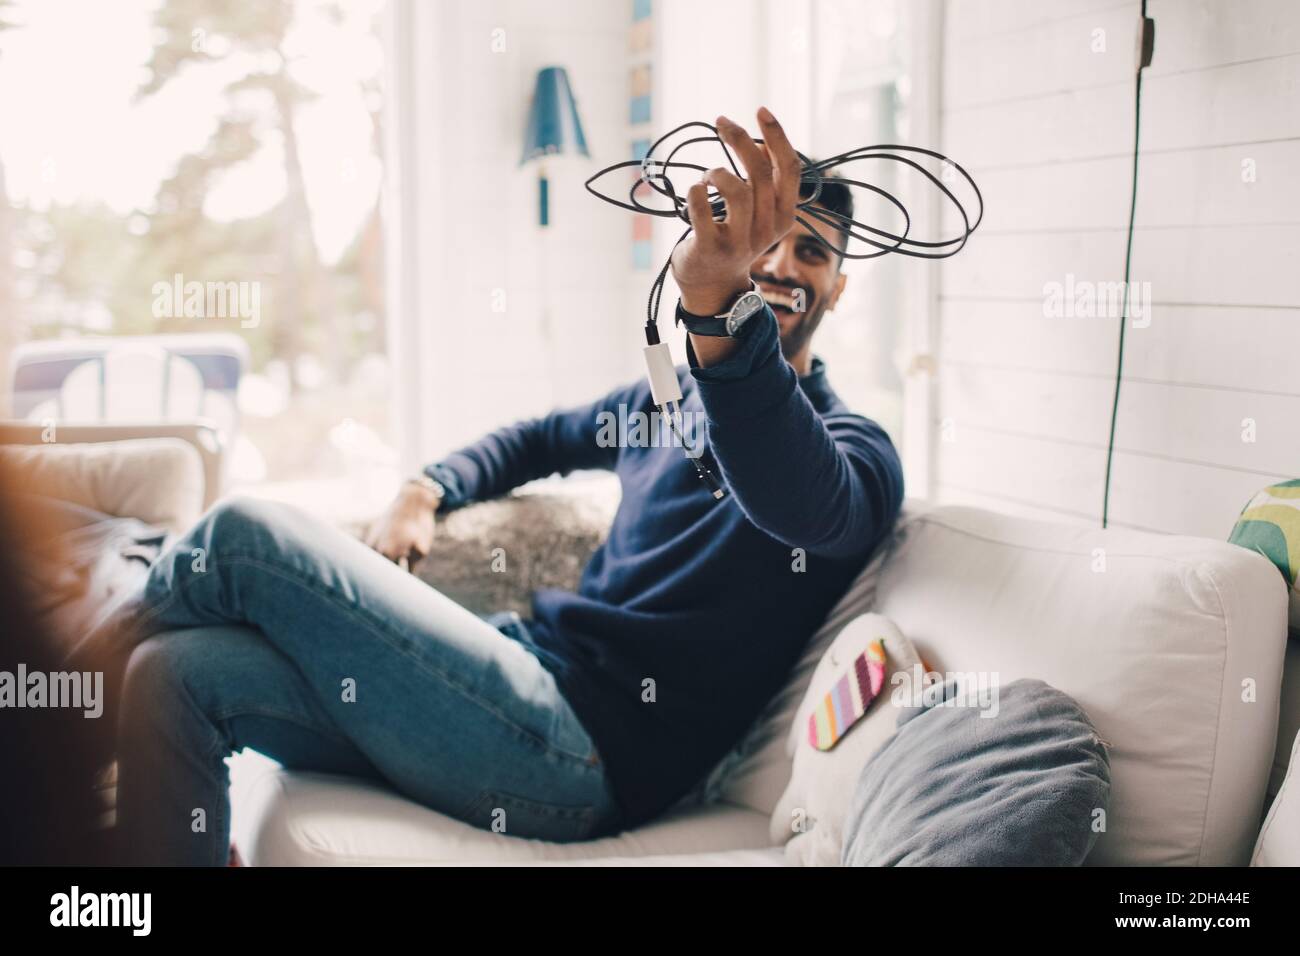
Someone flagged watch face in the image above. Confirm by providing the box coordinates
[726,291,767,336]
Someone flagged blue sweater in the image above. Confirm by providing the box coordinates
[427,307,903,828]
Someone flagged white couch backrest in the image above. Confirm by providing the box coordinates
[873,505,1288,866]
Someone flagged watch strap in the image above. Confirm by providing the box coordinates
[674,304,732,337]
[675,279,762,337]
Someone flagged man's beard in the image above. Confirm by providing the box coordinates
[752,271,826,362]
[777,307,826,362]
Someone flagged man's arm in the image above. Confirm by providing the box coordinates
[688,306,903,558]
[365,382,638,564]
[671,108,902,556]
[422,381,640,512]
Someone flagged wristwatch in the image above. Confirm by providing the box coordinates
[675,279,767,337]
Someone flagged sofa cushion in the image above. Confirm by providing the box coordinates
[841,678,1110,867]
[231,764,773,866]
[1271,639,1300,798]
[1252,727,1300,866]
[871,505,1288,866]
[769,614,932,864]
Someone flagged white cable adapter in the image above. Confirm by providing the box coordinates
[643,342,683,407]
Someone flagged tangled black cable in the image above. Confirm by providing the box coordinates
[584,120,985,332]
[583,119,983,501]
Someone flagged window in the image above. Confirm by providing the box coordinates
[806,0,913,443]
[0,0,393,520]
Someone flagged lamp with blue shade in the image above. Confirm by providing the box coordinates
[520,66,589,227]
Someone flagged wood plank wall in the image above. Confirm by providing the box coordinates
[935,0,1300,538]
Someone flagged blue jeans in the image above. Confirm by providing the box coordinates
[108,496,622,865]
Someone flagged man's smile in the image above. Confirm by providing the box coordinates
[753,277,811,326]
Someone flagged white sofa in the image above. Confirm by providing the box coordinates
[227,501,1296,866]
[8,434,1299,865]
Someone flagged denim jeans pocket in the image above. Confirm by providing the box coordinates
[460,788,600,843]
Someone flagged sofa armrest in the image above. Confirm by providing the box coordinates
[0,421,223,510]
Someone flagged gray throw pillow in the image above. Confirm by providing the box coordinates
[841,678,1110,866]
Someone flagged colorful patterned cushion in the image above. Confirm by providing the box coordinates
[770,613,936,865]
[1229,479,1300,632]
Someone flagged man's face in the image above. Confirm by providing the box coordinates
[748,205,848,362]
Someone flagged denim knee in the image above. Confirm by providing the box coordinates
[121,635,199,715]
[121,633,231,753]
[200,495,283,543]
[180,496,301,575]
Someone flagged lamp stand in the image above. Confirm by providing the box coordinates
[538,162,550,228]
[537,167,557,409]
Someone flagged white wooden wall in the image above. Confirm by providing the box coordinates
[385,0,637,472]
[935,0,1300,538]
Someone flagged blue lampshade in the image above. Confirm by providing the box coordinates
[520,66,589,166]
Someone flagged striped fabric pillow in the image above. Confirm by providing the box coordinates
[770,613,936,866]
[806,639,888,751]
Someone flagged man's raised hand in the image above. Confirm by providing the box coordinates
[671,107,802,318]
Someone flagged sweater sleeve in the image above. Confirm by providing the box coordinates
[686,306,904,558]
[423,381,642,511]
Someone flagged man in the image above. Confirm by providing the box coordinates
[104,109,903,864]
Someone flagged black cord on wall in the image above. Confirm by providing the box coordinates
[1101,5,1156,528]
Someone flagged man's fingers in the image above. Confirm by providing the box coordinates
[756,106,800,231]
[685,182,719,240]
[412,524,433,561]
[702,166,751,236]
[716,115,773,241]
[370,532,401,562]
[753,142,780,240]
